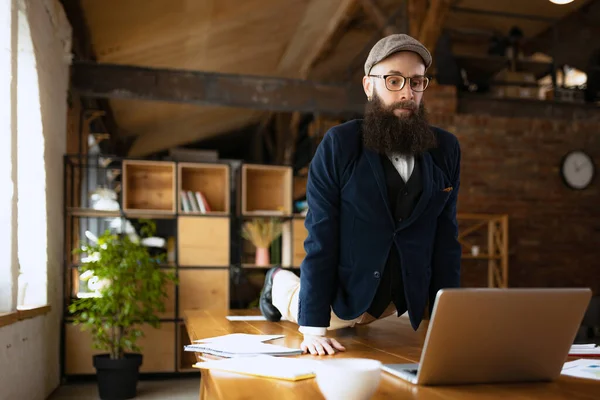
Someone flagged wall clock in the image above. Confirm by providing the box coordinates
[560,150,595,190]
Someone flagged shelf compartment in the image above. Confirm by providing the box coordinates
[241,164,292,216]
[178,269,229,312]
[122,160,176,213]
[178,163,230,214]
[177,216,230,267]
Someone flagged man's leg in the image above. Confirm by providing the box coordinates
[268,268,359,330]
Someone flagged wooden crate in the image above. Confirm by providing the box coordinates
[64,322,176,374]
[241,164,292,215]
[178,163,230,214]
[177,216,230,267]
[178,322,200,372]
[178,269,230,311]
[122,160,176,213]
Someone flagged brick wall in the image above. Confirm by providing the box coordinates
[429,105,600,294]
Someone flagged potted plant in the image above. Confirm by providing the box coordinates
[241,218,283,266]
[69,220,177,400]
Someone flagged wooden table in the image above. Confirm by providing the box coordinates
[184,309,599,399]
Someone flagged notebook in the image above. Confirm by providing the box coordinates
[193,355,316,381]
[185,333,302,358]
[569,344,600,357]
[193,333,284,343]
[184,341,303,358]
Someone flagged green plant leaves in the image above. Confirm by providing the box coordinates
[69,228,178,360]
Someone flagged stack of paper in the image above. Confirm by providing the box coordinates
[194,334,285,343]
[225,315,268,321]
[193,355,317,381]
[568,344,600,356]
[561,359,600,380]
[184,333,303,358]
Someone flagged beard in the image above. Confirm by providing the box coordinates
[362,93,437,156]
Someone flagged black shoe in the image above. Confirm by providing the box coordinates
[260,266,282,322]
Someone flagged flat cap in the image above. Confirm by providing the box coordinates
[364,34,432,75]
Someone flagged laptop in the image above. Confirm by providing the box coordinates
[381,288,592,386]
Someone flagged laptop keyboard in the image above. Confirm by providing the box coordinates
[407,369,418,375]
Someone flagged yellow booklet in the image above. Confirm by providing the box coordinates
[193,355,316,381]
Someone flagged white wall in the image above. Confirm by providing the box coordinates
[0,0,71,399]
[0,315,58,400]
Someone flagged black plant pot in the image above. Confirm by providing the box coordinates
[93,353,143,400]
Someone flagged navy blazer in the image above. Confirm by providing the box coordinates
[298,119,462,330]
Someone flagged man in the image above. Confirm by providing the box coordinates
[259,34,462,356]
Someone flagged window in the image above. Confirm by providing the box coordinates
[0,0,18,313]
[0,0,48,312]
[16,3,47,307]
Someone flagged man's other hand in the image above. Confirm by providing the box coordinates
[301,334,346,355]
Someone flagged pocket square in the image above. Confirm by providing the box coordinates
[442,186,453,192]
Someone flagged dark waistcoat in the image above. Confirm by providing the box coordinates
[366,154,423,318]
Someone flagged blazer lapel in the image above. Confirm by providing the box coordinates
[364,148,395,226]
[398,152,433,230]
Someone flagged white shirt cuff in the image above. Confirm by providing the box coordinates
[299,326,327,336]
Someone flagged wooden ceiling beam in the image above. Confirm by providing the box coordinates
[418,0,453,51]
[258,0,359,164]
[358,0,398,36]
[278,0,359,79]
[408,0,428,38]
[71,60,366,115]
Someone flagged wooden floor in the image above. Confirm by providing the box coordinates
[47,377,200,400]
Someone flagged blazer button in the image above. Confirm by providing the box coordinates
[374,271,381,279]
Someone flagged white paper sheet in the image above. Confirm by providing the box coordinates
[193,333,284,344]
[226,315,268,321]
[185,340,303,358]
[561,359,600,380]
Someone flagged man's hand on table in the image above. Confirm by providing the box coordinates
[301,334,346,355]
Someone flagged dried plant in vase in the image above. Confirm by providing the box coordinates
[241,218,283,266]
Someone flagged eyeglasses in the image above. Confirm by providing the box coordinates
[368,74,430,92]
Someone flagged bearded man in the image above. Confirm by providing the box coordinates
[259,34,462,356]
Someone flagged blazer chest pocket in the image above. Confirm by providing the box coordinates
[429,187,452,216]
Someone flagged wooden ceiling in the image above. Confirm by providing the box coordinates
[77,0,592,157]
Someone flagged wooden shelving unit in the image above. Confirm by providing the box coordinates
[457,213,509,288]
[62,155,232,378]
